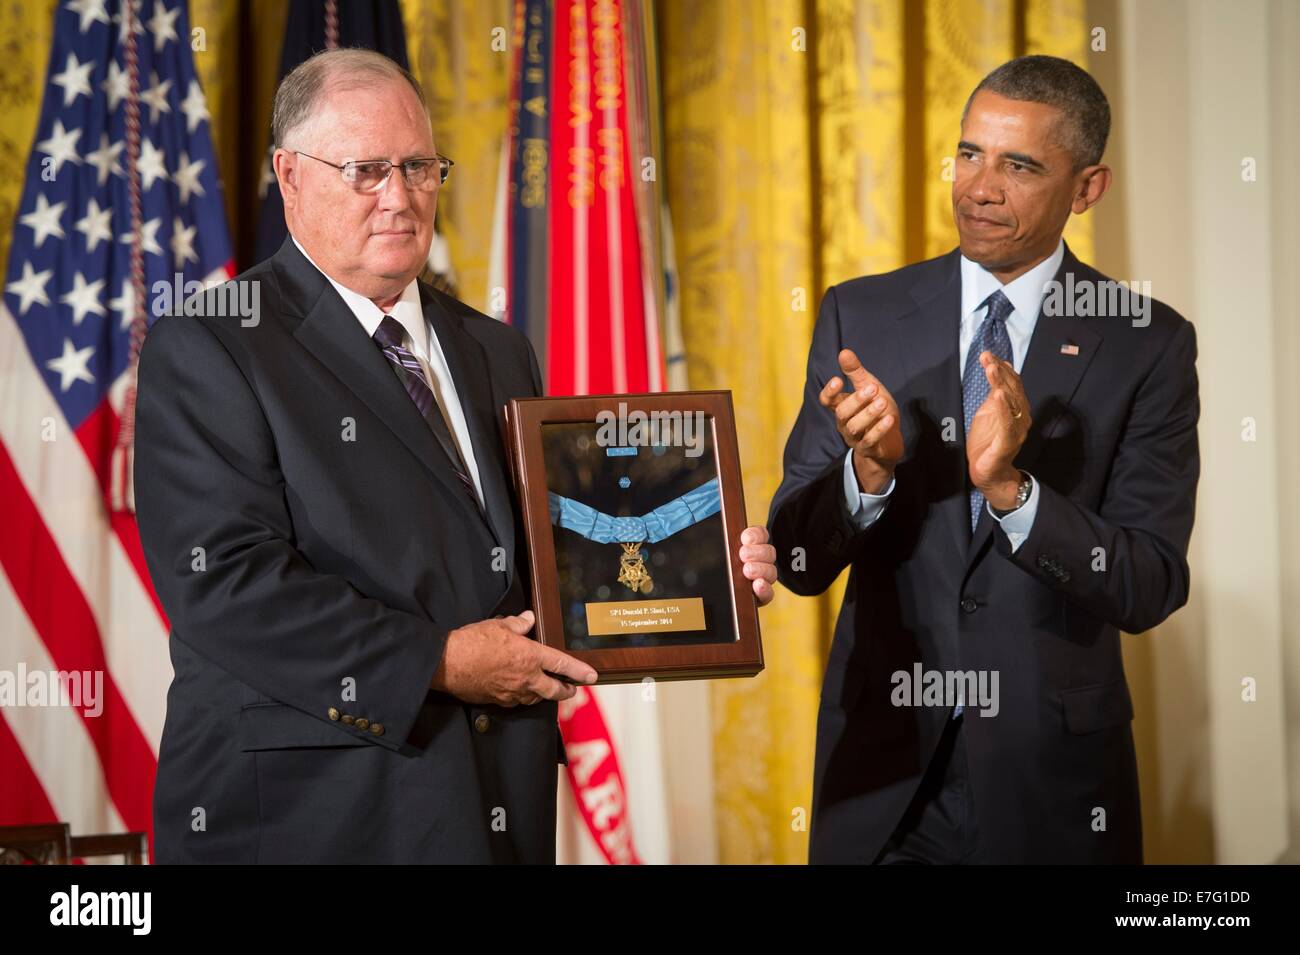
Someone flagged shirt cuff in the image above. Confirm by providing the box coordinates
[987,473,1039,552]
[843,449,895,530]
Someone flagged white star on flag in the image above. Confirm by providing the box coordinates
[6,262,55,314]
[170,217,198,265]
[67,0,110,33]
[112,0,144,45]
[20,193,67,248]
[140,71,173,124]
[45,338,97,392]
[75,197,114,251]
[147,0,181,50]
[137,138,169,191]
[172,151,206,203]
[59,271,108,326]
[102,59,129,110]
[119,216,163,256]
[52,51,95,106]
[180,79,210,134]
[110,280,137,331]
[84,131,124,185]
[35,119,81,177]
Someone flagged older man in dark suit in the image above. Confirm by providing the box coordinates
[135,49,778,864]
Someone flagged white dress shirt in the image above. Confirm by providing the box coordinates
[292,236,486,509]
[841,239,1066,551]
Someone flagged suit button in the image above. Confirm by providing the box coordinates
[474,714,491,734]
[355,718,370,731]
[341,714,355,725]
[369,723,385,736]
[327,707,341,721]
[960,597,978,614]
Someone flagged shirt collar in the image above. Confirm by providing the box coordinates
[291,235,426,353]
[960,237,1065,325]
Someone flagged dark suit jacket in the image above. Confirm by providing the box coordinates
[768,243,1199,864]
[135,238,560,863]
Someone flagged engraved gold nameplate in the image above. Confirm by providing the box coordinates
[585,597,706,636]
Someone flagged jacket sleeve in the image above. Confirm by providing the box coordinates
[996,319,1200,632]
[768,285,885,596]
[134,314,447,751]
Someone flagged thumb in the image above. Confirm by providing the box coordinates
[982,353,1000,389]
[501,610,536,635]
[837,349,876,392]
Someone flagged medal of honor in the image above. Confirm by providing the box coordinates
[549,476,721,594]
[617,542,653,594]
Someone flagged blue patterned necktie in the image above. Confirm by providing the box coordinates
[962,289,1014,532]
[372,315,480,507]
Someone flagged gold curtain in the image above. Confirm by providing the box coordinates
[401,0,513,312]
[188,0,287,259]
[0,0,61,279]
[657,0,1093,863]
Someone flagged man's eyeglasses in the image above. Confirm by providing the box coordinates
[294,151,453,193]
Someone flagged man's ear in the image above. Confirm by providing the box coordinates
[1071,163,1112,215]
[272,148,299,210]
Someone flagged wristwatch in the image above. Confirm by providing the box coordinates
[991,470,1033,517]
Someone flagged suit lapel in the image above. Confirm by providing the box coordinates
[423,290,517,579]
[1013,245,1103,469]
[966,243,1103,563]
[898,250,969,560]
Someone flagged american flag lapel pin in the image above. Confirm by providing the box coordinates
[1060,342,1080,356]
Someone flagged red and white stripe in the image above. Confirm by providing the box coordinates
[0,260,232,849]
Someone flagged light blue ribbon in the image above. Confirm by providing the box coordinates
[549,476,720,544]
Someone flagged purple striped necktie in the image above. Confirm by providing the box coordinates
[372,315,480,507]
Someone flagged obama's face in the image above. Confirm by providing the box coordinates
[274,77,439,302]
[952,90,1110,282]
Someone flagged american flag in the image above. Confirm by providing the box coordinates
[0,0,232,851]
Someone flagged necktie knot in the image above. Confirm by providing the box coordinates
[980,289,1014,326]
[373,315,407,351]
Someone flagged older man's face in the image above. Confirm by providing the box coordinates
[952,90,1084,282]
[276,78,437,301]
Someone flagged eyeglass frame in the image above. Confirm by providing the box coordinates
[291,150,454,191]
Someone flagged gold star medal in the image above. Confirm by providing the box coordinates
[617,541,653,594]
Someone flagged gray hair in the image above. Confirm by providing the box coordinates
[963,55,1110,170]
[271,48,428,149]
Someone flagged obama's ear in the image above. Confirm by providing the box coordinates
[1072,163,1112,215]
